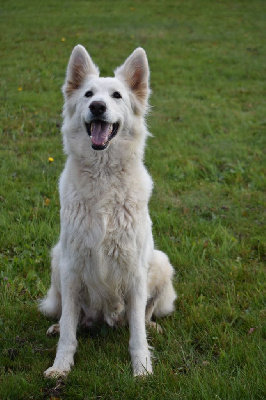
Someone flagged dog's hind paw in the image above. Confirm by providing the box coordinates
[44,366,69,379]
[146,320,163,333]
[46,324,60,336]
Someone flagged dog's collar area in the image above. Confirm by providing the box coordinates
[85,120,119,150]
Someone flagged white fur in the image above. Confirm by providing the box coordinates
[39,45,176,378]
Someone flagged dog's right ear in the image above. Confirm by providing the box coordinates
[63,45,99,98]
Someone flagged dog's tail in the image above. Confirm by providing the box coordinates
[38,244,62,319]
[148,250,177,318]
[39,285,62,318]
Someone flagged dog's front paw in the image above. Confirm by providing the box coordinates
[44,366,69,379]
[132,353,153,377]
[133,363,153,377]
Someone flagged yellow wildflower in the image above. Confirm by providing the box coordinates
[44,197,50,206]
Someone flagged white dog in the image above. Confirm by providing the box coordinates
[39,45,176,378]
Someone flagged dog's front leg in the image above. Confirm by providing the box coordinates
[127,274,152,376]
[44,269,81,379]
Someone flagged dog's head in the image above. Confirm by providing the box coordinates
[62,45,150,154]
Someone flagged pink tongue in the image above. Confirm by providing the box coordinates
[91,121,112,146]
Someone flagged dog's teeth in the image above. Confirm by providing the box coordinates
[109,124,113,133]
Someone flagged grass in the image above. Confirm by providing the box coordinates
[0,0,265,398]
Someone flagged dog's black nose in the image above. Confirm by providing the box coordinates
[89,101,107,117]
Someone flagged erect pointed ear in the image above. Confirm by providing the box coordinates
[63,45,99,97]
[115,47,150,107]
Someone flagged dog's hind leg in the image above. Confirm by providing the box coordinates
[39,244,62,319]
[145,297,163,333]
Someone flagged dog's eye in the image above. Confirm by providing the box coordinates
[112,91,122,99]
[85,90,93,98]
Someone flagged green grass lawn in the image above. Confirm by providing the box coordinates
[0,0,265,399]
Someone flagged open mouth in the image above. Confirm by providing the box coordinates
[85,120,119,150]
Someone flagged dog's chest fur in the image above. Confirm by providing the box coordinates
[60,157,152,269]
[58,157,153,317]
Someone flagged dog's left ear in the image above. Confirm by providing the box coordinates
[115,48,150,108]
